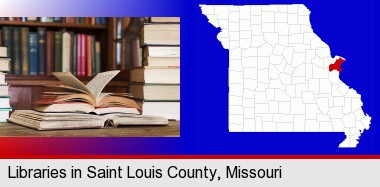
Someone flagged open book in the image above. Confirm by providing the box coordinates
[33,70,141,114]
[8,110,169,130]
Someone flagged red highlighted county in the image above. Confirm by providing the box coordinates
[329,57,345,73]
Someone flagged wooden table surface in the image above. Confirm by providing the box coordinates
[0,121,180,137]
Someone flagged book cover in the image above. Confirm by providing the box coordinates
[95,41,101,75]
[86,35,92,77]
[76,34,82,76]
[91,35,96,76]
[29,32,38,75]
[140,23,180,46]
[37,27,46,75]
[62,31,71,72]
[80,34,87,77]
[20,27,29,75]
[46,31,54,76]
[71,32,77,76]
[54,31,62,72]
[12,27,21,74]
[1,27,12,62]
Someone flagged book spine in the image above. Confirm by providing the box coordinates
[71,33,77,76]
[81,34,86,76]
[54,17,63,23]
[46,31,54,76]
[54,31,62,72]
[12,27,21,74]
[91,36,96,75]
[62,32,71,72]
[29,32,38,75]
[95,17,102,25]
[1,27,12,61]
[37,27,46,75]
[76,34,81,76]
[66,17,75,24]
[90,17,95,25]
[86,35,92,77]
[20,27,29,75]
[95,41,101,74]
[0,29,2,46]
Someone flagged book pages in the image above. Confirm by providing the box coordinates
[52,72,91,94]
[86,70,120,104]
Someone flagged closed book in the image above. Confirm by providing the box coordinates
[86,35,92,77]
[80,34,87,76]
[101,17,107,24]
[26,17,38,22]
[95,41,101,75]
[0,29,2,46]
[0,96,11,108]
[1,27,12,60]
[12,27,21,74]
[54,17,63,22]
[29,32,38,75]
[0,58,11,72]
[0,46,9,58]
[37,27,47,75]
[71,33,77,76]
[130,83,180,101]
[91,36,96,75]
[137,101,180,120]
[149,17,180,23]
[143,46,180,58]
[40,17,54,23]
[20,27,29,75]
[0,72,6,84]
[0,84,9,96]
[0,108,12,122]
[65,17,76,23]
[95,17,102,25]
[143,57,180,67]
[54,31,62,72]
[140,23,180,46]
[130,67,180,84]
[46,31,54,76]
[76,34,81,76]
[62,31,71,72]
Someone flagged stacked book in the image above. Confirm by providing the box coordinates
[0,27,101,76]
[0,46,12,122]
[130,17,180,120]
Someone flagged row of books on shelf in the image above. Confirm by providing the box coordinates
[0,46,11,122]
[1,26,102,76]
[0,17,107,25]
[130,17,180,120]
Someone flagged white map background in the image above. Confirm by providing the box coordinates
[200,4,371,148]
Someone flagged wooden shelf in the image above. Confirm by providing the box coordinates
[0,20,107,29]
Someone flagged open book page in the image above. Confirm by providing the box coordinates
[52,72,92,94]
[85,70,120,104]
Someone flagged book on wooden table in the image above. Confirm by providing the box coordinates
[33,70,141,114]
[8,110,169,131]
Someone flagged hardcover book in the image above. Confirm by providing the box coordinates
[33,70,141,114]
[37,27,46,75]
[8,110,169,131]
